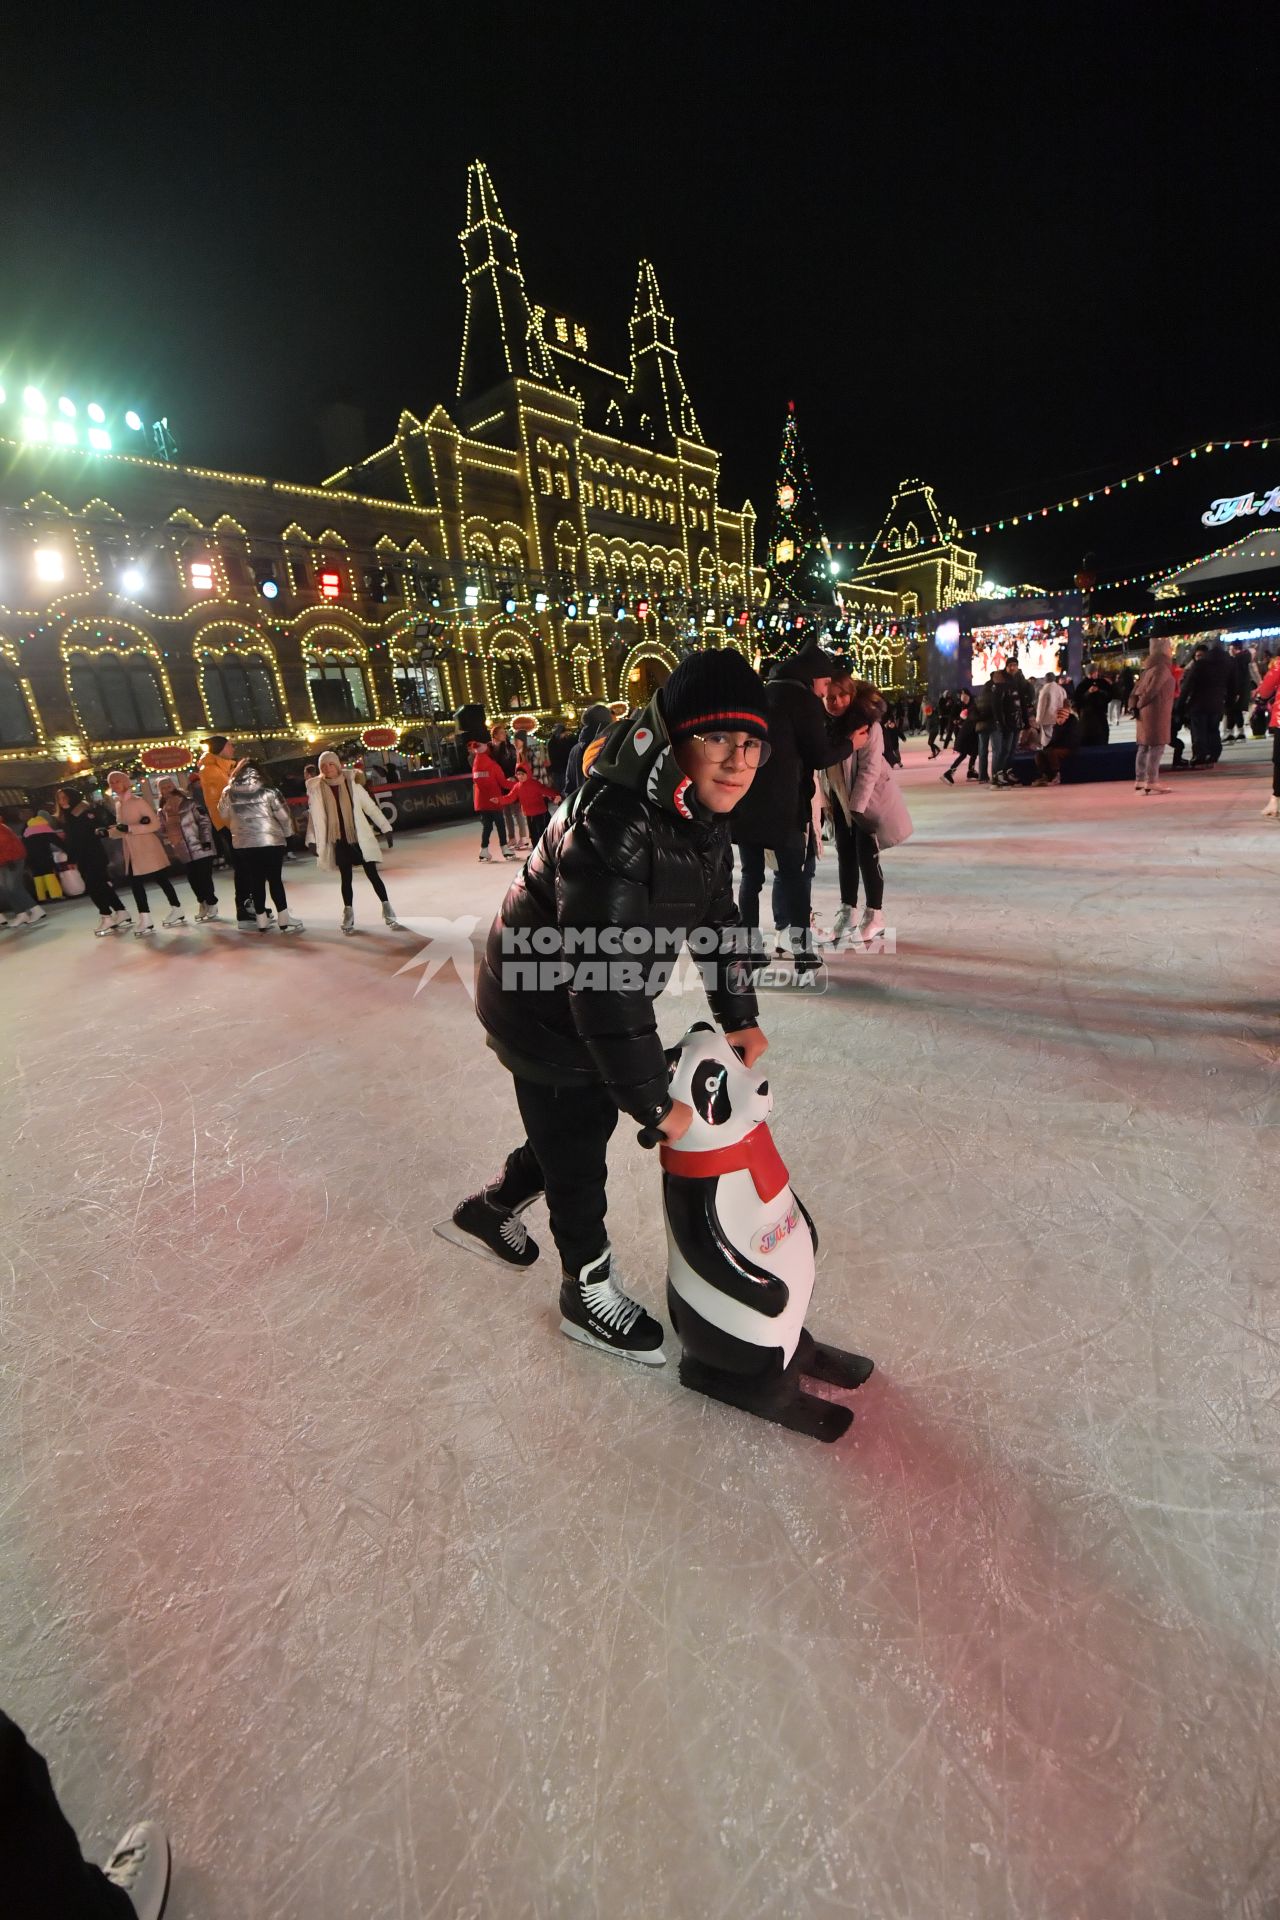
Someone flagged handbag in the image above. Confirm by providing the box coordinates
[60,864,86,897]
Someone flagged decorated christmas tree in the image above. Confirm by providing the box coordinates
[765,402,836,608]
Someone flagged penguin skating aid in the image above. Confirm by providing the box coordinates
[645,1023,873,1442]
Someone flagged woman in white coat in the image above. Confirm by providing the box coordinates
[820,677,913,944]
[306,751,403,933]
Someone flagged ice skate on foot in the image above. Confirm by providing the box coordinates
[677,1353,852,1441]
[1263,795,1279,819]
[95,914,114,936]
[435,1160,542,1269]
[381,900,403,929]
[102,1819,171,1920]
[162,905,186,927]
[796,1329,875,1390]
[341,905,355,933]
[134,913,154,937]
[559,1248,666,1364]
[278,908,304,932]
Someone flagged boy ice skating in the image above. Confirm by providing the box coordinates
[440,650,771,1363]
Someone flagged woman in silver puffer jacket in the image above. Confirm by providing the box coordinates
[217,760,303,933]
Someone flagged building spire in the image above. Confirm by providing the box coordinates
[456,160,558,399]
[765,402,835,609]
[628,259,701,443]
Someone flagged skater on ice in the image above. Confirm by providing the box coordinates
[441,649,775,1367]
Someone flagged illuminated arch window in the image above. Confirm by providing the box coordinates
[306,650,373,725]
[68,648,171,741]
[903,522,919,550]
[203,651,283,731]
[885,528,902,552]
[0,663,38,747]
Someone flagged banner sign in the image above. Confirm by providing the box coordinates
[1201,486,1280,528]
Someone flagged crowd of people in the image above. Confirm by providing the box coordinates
[923,636,1276,799]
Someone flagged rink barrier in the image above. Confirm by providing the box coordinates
[287,773,474,835]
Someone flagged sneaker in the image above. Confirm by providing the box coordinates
[559,1247,666,1365]
[436,1181,541,1268]
[102,1819,171,1920]
[381,900,403,929]
[341,905,355,933]
[162,906,186,927]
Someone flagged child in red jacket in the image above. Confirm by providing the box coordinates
[511,755,561,846]
[471,741,519,862]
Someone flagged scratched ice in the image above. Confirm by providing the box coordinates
[3,731,1279,1919]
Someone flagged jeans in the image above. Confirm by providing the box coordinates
[480,812,508,851]
[335,842,388,905]
[0,1712,134,1918]
[989,726,1012,777]
[976,729,991,779]
[1134,742,1164,787]
[831,808,884,909]
[236,845,287,914]
[500,1076,621,1275]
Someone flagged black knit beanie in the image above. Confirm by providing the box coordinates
[660,648,770,743]
[787,640,841,684]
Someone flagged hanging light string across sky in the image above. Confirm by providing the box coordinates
[959,435,1274,538]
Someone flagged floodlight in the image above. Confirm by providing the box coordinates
[52,420,76,445]
[87,403,106,424]
[565,599,578,620]
[534,591,549,613]
[464,583,479,608]
[23,386,46,413]
[121,567,145,594]
[0,384,6,404]
[34,548,64,581]
[586,594,599,615]
[87,427,111,451]
[260,576,279,600]
[22,416,48,441]
[57,396,76,418]
[124,410,143,431]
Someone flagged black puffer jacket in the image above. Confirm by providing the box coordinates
[476,693,759,1127]
[730,664,851,845]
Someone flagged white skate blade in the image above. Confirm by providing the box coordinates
[559,1318,667,1366]
[432,1217,536,1269]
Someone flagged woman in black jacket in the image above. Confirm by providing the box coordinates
[441,649,770,1367]
[55,785,130,934]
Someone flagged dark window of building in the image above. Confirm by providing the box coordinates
[307,660,371,724]
[204,655,283,732]
[69,654,170,740]
[0,668,37,747]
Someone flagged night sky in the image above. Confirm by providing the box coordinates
[1,7,1270,596]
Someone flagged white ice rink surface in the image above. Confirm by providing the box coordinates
[3,738,1279,1920]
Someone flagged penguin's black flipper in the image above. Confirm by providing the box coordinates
[796,1332,875,1391]
[678,1355,853,1443]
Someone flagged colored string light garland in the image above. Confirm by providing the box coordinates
[959,437,1274,538]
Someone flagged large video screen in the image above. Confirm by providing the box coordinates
[970,620,1066,685]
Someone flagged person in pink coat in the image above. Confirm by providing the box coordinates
[106,771,185,936]
[1255,655,1280,818]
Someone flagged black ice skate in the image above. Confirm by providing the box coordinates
[435,1155,542,1269]
[559,1248,667,1365]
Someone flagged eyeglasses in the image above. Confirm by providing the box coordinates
[690,731,771,767]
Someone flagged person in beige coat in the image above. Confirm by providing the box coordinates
[306,751,403,933]
[819,678,913,945]
[106,771,185,936]
[1129,635,1176,794]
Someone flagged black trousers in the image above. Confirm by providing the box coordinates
[183,855,217,906]
[737,834,810,948]
[335,841,387,905]
[0,1712,133,1918]
[480,812,508,850]
[495,1077,620,1276]
[1189,711,1223,763]
[236,845,287,914]
[526,811,550,845]
[129,873,180,914]
[216,826,253,916]
[831,808,884,910]
[83,870,125,916]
